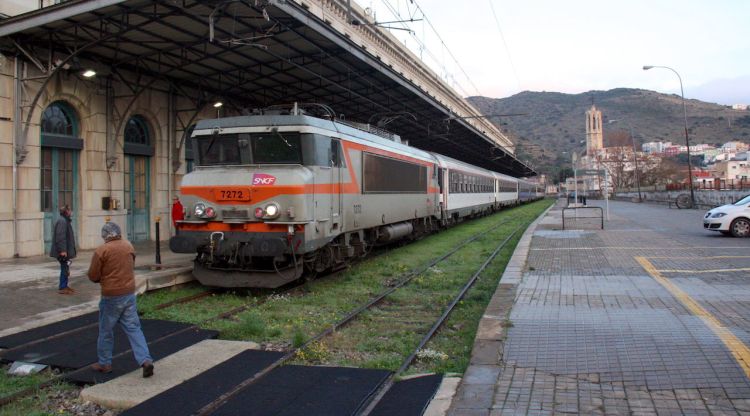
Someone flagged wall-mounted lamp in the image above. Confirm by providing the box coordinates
[82,69,96,78]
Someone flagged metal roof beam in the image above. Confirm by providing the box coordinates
[0,0,128,37]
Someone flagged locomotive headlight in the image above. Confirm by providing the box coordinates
[264,203,280,219]
[194,203,206,217]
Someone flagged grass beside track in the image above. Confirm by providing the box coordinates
[0,366,73,416]
[0,200,550,415]
[298,200,551,373]
[141,200,550,366]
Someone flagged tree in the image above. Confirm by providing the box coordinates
[555,167,574,184]
[640,158,681,186]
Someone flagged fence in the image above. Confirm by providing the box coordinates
[665,179,750,191]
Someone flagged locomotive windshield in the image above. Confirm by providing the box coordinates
[196,133,302,166]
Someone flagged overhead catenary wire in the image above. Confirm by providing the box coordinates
[487,0,522,92]
[378,0,483,97]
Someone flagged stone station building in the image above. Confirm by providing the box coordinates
[0,0,533,260]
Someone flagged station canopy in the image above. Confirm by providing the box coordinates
[0,0,534,176]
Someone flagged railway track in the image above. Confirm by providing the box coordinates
[192,213,532,415]
[0,205,541,412]
[0,242,389,408]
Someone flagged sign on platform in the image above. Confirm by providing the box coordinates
[575,169,606,176]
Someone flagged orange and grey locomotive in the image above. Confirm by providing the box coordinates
[170,105,540,288]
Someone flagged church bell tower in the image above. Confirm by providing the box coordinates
[585,105,603,156]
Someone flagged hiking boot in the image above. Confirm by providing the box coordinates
[142,361,154,378]
[91,363,112,373]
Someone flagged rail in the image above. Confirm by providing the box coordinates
[193,215,520,415]
[562,206,604,230]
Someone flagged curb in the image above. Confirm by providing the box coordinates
[0,266,195,340]
[442,202,554,415]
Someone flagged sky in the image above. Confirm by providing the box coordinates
[367,0,750,105]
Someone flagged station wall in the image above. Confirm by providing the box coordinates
[0,57,217,259]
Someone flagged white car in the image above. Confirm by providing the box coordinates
[703,194,750,237]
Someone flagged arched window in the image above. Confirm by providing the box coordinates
[125,115,149,145]
[40,101,82,149]
[42,102,77,136]
[123,115,154,156]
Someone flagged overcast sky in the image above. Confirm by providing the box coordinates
[369,0,750,105]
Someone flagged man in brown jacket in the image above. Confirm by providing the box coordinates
[88,222,154,378]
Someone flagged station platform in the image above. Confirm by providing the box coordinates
[449,199,750,415]
[0,241,194,336]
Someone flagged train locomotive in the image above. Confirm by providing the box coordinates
[170,104,543,288]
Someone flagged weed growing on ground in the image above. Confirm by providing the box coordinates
[0,367,77,416]
[168,200,551,376]
[294,341,331,364]
[137,282,207,314]
[416,348,449,362]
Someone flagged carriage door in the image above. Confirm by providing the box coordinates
[330,139,343,232]
[123,116,153,242]
[40,101,81,253]
[437,167,446,219]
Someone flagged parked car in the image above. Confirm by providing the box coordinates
[703,194,750,237]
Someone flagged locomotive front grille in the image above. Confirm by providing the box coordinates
[222,209,249,219]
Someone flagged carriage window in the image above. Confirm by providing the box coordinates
[363,153,426,193]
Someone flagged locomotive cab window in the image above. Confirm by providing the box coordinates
[197,134,244,165]
[253,133,302,164]
[196,133,301,166]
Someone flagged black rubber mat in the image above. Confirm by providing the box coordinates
[0,319,192,369]
[370,374,444,416]
[64,328,219,385]
[211,365,392,416]
[121,349,285,416]
[0,312,98,349]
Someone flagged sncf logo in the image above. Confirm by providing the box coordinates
[252,173,277,186]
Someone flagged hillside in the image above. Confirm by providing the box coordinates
[467,89,750,180]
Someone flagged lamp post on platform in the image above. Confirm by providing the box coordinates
[643,65,695,207]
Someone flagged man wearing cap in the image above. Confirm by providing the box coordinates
[87,222,154,377]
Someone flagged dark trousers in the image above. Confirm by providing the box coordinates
[58,257,70,289]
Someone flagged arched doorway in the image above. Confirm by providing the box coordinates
[123,115,153,242]
[40,101,82,253]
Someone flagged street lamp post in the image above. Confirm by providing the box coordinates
[643,65,695,207]
[608,120,642,201]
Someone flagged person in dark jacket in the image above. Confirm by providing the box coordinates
[88,222,154,378]
[49,205,76,294]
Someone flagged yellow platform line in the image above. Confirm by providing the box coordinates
[658,267,750,274]
[530,247,750,251]
[648,256,750,260]
[636,256,750,378]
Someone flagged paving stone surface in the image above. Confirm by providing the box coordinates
[449,199,750,415]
